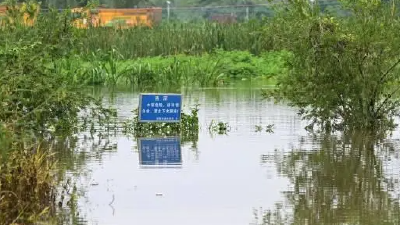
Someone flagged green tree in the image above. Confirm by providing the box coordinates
[0,3,115,142]
[264,0,400,134]
[0,2,116,224]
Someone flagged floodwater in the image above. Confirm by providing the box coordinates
[61,83,400,225]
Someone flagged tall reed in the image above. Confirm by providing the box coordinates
[0,146,58,225]
[78,21,267,58]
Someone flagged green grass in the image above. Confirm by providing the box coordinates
[78,21,267,58]
[56,49,290,88]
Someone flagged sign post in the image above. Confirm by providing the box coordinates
[137,93,183,168]
[138,93,182,123]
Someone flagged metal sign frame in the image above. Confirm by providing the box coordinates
[138,93,182,123]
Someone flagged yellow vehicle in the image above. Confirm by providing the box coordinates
[71,7,162,29]
[0,2,40,27]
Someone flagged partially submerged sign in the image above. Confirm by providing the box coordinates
[138,137,182,167]
[139,93,182,123]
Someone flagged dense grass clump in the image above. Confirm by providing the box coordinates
[0,147,57,224]
[55,49,290,87]
[79,21,267,58]
[122,105,200,147]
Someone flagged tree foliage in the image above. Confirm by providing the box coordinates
[0,1,115,142]
[264,0,400,134]
[0,3,117,223]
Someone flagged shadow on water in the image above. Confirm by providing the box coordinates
[257,133,400,225]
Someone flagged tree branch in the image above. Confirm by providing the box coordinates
[380,57,400,83]
[375,85,400,115]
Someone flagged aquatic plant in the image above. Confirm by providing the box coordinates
[254,124,275,133]
[58,50,287,87]
[265,124,274,133]
[208,120,231,135]
[123,104,199,141]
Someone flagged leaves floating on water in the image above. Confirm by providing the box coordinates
[265,124,275,133]
[208,120,231,135]
[255,125,263,132]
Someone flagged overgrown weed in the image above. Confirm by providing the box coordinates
[123,104,199,141]
[59,50,288,87]
[0,145,63,225]
[208,120,231,135]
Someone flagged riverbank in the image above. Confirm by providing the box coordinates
[55,50,289,88]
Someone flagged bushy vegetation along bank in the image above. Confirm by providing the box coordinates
[79,21,268,58]
[0,2,117,224]
[0,1,285,222]
[263,0,400,134]
[7,0,400,223]
[56,49,290,87]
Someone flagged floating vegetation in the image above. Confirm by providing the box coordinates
[254,124,275,133]
[208,120,231,135]
[255,125,263,132]
[123,104,199,142]
[266,124,275,133]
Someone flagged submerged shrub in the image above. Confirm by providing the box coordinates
[264,0,400,134]
[123,105,199,141]
[208,120,231,135]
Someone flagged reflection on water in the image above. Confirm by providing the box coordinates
[259,134,400,225]
[138,137,182,168]
[56,84,400,225]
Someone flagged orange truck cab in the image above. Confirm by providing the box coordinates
[71,7,162,29]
